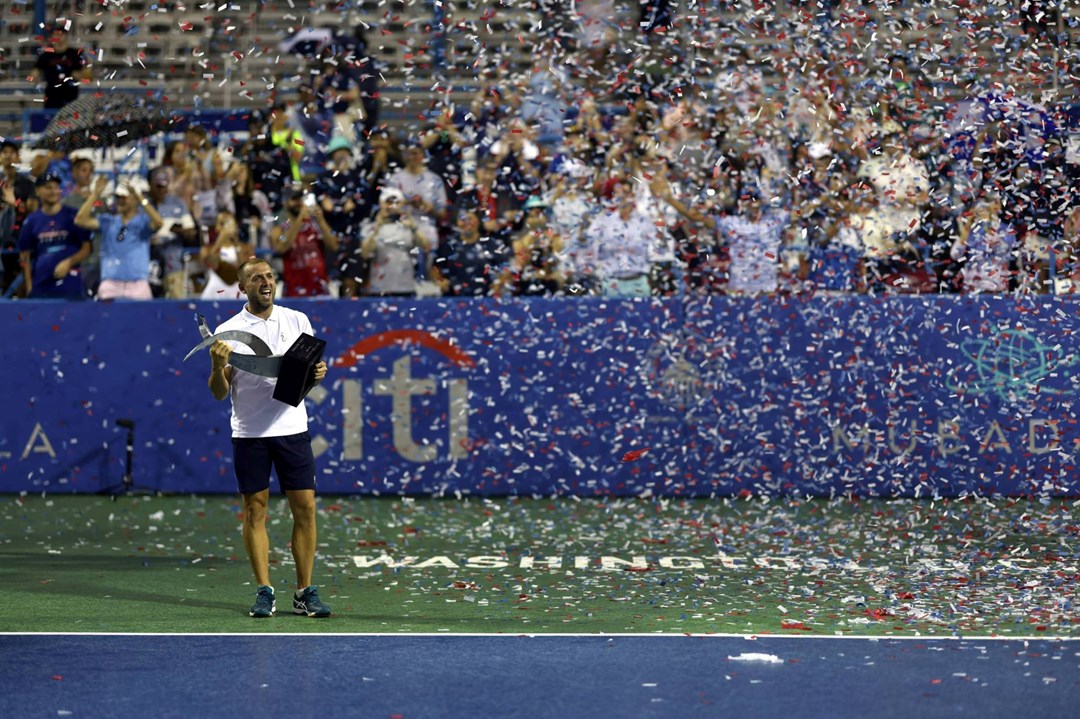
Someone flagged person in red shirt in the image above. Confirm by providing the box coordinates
[269,185,340,297]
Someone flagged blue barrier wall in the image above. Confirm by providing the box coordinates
[1,296,1077,497]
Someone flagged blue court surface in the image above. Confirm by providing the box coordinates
[2,634,1077,718]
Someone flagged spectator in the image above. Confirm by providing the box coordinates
[547,159,600,294]
[241,111,294,211]
[387,142,450,229]
[314,136,366,298]
[29,20,91,110]
[0,141,35,210]
[1,141,37,294]
[270,185,340,298]
[62,154,94,209]
[488,118,543,212]
[496,196,565,296]
[62,153,98,296]
[146,167,199,299]
[75,176,164,301]
[348,28,381,136]
[519,38,571,147]
[806,182,872,294]
[419,109,467,210]
[857,124,932,292]
[951,192,1018,294]
[713,192,790,296]
[158,139,212,228]
[919,200,962,294]
[432,207,511,297]
[225,159,272,249]
[314,136,364,240]
[657,182,789,296]
[26,148,52,184]
[0,183,16,294]
[268,103,305,184]
[199,210,253,300]
[1003,162,1055,293]
[359,187,434,297]
[17,173,91,298]
[1060,204,1080,293]
[40,148,75,196]
[311,54,360,144]
[858,124,930,235]
[185,124,233,226]
[584,178,659,297]
[458,158,519,237]
[290,84,334,176]
[357,128,401,212]
[185,125,225,185]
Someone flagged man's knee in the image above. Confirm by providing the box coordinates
[287,491,317,525]
[242,492,269,526]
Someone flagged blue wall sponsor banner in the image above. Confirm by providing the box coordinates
[1,296,1077,497]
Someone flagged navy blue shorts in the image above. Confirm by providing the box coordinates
[232,432,317,495]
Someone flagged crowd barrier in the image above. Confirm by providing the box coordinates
[1,295,1077,497]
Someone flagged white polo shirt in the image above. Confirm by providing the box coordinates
[215,304,313,438]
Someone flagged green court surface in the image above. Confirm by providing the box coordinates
[1,494,1076,636]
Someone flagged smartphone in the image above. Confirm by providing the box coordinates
[303,193,317,208]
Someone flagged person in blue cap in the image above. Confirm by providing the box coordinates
[17,173,91,298]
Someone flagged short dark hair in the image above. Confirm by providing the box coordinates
[71,157,93,171]
[0,140,20,153]
[237,257,272,284]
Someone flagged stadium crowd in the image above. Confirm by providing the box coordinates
[2,2,1079,300]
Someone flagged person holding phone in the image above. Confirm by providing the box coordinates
[358,187,435,297]
[269,184,340,297]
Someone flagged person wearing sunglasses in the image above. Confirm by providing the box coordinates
[75,175,164,300]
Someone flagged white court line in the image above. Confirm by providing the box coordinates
[1,631,1077,641]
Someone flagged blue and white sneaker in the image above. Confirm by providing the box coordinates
[249,585,276,618]
[293,586,331,617]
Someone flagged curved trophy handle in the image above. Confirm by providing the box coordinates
[182,330,275,362]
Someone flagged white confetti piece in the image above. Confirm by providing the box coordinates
[728,653,784,664]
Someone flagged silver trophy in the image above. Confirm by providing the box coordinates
[183,313,325,406]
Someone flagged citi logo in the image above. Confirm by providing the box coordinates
[308,330,475,463]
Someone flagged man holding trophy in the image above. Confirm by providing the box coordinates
[205,257,331,618]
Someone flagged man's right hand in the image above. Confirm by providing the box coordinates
[210,340,231,371]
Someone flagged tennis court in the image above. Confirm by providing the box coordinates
[2,494,1077,716]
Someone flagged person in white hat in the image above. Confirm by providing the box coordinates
[358,186,435,296]
[75,175,164,300]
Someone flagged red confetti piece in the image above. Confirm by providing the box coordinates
[622,447,650,462]
[781,621,813,631]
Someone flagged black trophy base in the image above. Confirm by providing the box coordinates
[273,333,326,407]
